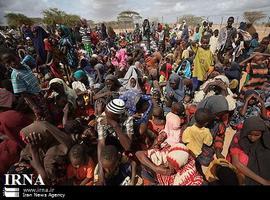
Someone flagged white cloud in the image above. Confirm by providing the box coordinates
[0,0,270,24]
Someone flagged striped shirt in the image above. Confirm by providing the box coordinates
[97,112,134,140]
[11,65,41,94]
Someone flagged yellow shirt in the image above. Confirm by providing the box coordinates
[182,125,213,157]
[192,45,214,81]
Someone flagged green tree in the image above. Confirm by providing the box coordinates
[177,15,204,27]
[243,11,266,24]
[5,13,33,28]
[42,8,80,27]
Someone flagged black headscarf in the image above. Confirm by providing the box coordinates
[239,116,270,185]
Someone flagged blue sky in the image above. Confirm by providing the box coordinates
[1,0,270,24]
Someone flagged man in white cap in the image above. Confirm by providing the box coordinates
[96,98,134,185]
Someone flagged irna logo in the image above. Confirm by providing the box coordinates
[4,174,45,186]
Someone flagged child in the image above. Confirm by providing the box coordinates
[193,26,200,43]
[1,49,51,121]
[148,106,166,136]
[94,145,137,185]
[192,36,214,91]
[153,102,186,149]
[209,29,219,54]
[67,144,95,186]
[182,108,213,158]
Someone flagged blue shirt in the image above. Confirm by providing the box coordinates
[11,65,41,94]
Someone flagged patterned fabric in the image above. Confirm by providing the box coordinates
[96,112,134,140]
[242,63,269,92]
[147,144,203,186]
[230,103,261,130]
[11,65,41,94]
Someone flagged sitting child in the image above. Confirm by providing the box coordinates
[67,144,95,186]
[148,106,166,136]
[94,145,137,186]
[152,102,186,149]
[182,108,213,158]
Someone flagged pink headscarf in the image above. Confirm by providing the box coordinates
[163,112,182,146]
[116,48,128,70]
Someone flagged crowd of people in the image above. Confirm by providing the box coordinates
[0,16,270,186]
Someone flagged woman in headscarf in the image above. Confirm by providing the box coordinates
[165,73,185,103]
[48,78,78,108]
[159,62,173,83]
[31,26,49,65]
[57,25,78,68]
[120,64,143,93]
[227,116,270,185]
[93,74,121,104]
[136,143,203,185]
[195,95,231,166]
[177,60,191,79]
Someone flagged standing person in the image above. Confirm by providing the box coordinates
[181,24,189,44]
[1,49,51,121]
[199,21,208,40]
[247,33,259,56]
[101,23,108,40]
[142,19,151,50]
[31,26,49,65]
[57,25,78,69]
[209,29,219,55]
[79,20,93,58]
[192,36,214,91]
[217,17,237,54]
[193,26,200,43]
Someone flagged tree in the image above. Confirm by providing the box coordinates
[42,8,80,27]
[5,13,33,28]
[243,11,266,24]
[177,15,204,27]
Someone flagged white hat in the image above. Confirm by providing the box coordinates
[106,99,126,114]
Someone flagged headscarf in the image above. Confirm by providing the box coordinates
[160,63,173,81]
[73,70,86,81]
[105,74,122,89]
[49,78,77,107]
[31,26,48,64]
[58,25,72,40]
[197,95,229,115]
[213,75,230,87]
[239,116,270,185]
[177,60,191,79]
[163,112,182,146]
[119,90,153,125]
[165,73,185,102]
